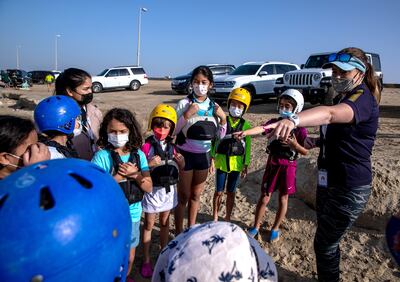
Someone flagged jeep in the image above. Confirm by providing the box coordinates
[274,52,383,105]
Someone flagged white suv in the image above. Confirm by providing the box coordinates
[210,61,299,103]
[91,66,148,93]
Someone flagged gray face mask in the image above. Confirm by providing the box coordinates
[332,72,362,93]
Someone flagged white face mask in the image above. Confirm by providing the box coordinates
[192,83,209,97]
[1,153,22,169]
[108,133,129,148]
[73,121,82,137]
[229,106,243,118]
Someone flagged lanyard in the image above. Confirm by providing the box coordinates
[80,106,96,151]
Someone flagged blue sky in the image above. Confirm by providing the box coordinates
[1,0,399,82]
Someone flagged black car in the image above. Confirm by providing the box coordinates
[28,70,54,84]
[171,64,235,94]
[7,69,32,87]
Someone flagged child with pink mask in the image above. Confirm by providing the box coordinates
[140,104,185,278]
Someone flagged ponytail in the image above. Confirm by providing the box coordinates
[339,47,381,104]
[364,62,381,104]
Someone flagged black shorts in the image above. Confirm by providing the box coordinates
[179,149,211,171]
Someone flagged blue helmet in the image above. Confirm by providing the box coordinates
[34,96,81,135]
[0,159,132,282]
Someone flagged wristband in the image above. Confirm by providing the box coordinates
[288,114,299,127]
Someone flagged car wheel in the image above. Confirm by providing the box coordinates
[186,83,193,95]
[92,82,103,93]
[243,85,255,102]
[309,96,319,105]
[130,80,141,91]
[323,87,335,105]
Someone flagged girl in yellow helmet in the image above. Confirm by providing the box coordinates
[211,88,252,221]
[140,104,185,278]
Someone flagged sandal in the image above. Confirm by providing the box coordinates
[269,229,280,242]
[247,227,259,238]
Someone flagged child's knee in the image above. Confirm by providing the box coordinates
[178,192,190,205]
[144,220,154,231]
[260,193,271,205]
[191,192,201,202]
[279,193,289,202]
[160,220,169,229]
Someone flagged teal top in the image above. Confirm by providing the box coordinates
[91,148,149,222]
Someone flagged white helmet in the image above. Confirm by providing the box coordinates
[279,89,304,113]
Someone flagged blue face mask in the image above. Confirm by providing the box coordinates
[279,109,292,118]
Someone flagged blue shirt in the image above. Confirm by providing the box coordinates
[325,84,379,187]
[91,149,149,222]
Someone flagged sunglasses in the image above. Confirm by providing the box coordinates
[328,53,353,63]
[328,53,366,72]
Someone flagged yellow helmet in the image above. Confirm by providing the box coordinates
[148,104,177,131]
[228,88,251,113]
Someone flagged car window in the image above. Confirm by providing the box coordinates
[225,67,235,74]
[275,64,290,74]
[119,68,130,76]
[230,65,261,75]
[260,65,274,74]
[106,69,119,77]
[130,68,145,75]
[211,67,226,75]
[371,55,381,71]
[287,65,298,71]
[98,69,109,76]
[304,55,330,68]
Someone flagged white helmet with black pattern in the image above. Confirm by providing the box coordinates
[279,89,304,113]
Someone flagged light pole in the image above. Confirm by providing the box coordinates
[55,34,61,71]
[136,7,148,66]
[16,45,21,69]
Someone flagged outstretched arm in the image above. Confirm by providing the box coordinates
[265,103,355,140]
[233,126,265,139]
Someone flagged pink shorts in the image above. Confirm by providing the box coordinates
[261,157,297,196]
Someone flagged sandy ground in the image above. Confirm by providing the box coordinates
[1,82,399,281]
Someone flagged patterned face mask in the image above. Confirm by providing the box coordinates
[229,106,244,118]
[152,221,278,282]
[279,108,293,118]
[192,83,209,97]
[332,72,363,93]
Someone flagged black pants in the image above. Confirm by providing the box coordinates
[314,184,371,282]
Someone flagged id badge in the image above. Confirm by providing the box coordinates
[318,169,328,188]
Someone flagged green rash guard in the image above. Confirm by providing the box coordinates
[211,117,251,173]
